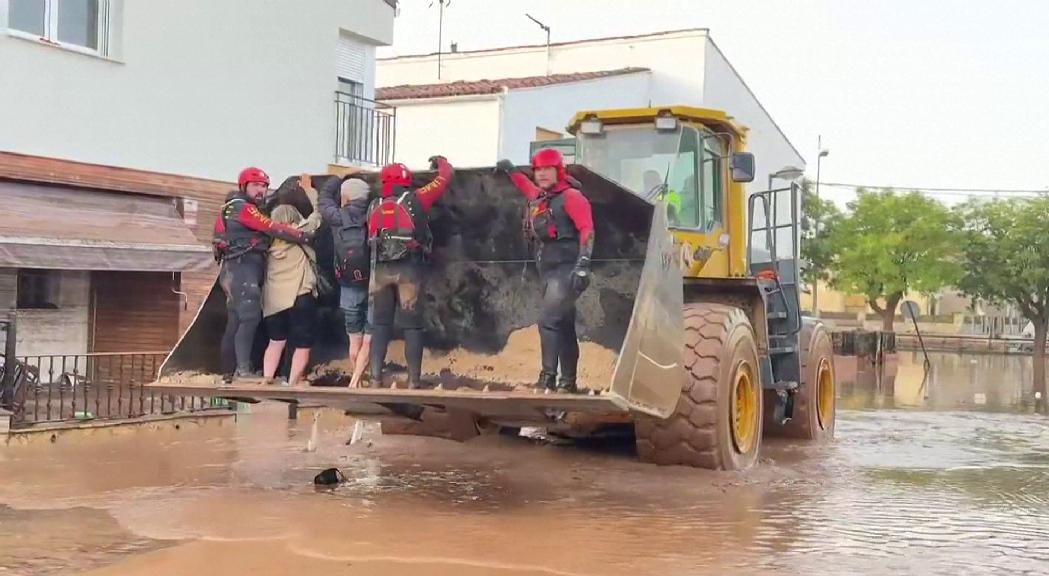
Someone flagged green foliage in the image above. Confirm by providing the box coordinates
[954,197,1049,323]
[799,179,841,286]
[827,189,960,315]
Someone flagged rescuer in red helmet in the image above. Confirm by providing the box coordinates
[496,148,595,393]
[366,155,454,388]
[213,166,310,379]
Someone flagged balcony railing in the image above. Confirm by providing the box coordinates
[334,92,396,167]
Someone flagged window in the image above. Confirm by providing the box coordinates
[7,0,109,55]
[699,131,725,228]
[529,138,576,164]
[338,78,363,97]
[17,269,60,310]
[576,123,684,202]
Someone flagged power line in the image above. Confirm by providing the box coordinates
[819,181,1049,196]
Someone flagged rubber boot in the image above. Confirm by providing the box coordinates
[369,325,392,388]
[403,328,425,389]
[536,371,557,391]
[556,376,579,394]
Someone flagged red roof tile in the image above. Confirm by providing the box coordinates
[376,68,648,101]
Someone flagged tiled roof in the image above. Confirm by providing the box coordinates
[376,67,648,101]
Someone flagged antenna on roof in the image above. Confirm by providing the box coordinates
[429,0,451,79]
[525,13,551,76]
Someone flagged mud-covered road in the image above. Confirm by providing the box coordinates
[3,370,1049,575]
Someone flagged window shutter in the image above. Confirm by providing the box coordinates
[336,34,366,83]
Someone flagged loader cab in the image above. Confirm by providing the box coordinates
[567,107,754,279]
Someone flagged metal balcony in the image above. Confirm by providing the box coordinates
[334,92,396,167]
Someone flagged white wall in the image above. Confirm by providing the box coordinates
[701,38,806,193]
[498,72,652,163]
[0,0,394,182]
[387,97,503,169]
[15,271,90,358]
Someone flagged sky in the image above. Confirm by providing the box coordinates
[377,0,1049,207]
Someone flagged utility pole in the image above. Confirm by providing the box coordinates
[813,135,829,317]
[526,13,551,76]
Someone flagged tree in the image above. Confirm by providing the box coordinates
[827,189,960,331]
[955,198,1049,415]
[799,178,842,288]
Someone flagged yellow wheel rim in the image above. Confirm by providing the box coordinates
[816,358,834,429]
[731,360,758,454]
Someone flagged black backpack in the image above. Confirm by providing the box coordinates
[333,208,370,286]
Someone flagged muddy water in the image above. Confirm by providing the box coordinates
[3,365,1049,575]
[861,351,1038,411]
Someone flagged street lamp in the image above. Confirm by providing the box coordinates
[767,165,805,191]
[813,136,830,316]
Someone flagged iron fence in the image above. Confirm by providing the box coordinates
[4,352,228,429]
[334,92,396,167]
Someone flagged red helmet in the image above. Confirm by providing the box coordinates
[237,167,270,189]
[532,148,566,182]
[379,162,412,197]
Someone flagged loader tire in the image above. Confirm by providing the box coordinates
[378,407,482,442]
[635,303,762,470]
[763,320,835,440]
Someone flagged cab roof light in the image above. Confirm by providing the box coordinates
[654,114,678,131]
[579,117,604,135]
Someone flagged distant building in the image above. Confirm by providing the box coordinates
[376,28,805,199]
[0,0,396,358]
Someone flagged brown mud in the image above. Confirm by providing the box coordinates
[3,374,1049,576]
[311,325,618,390]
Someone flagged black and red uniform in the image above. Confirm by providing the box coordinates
[367,156,454,388]
[502,149,595,392]
[213,169,306,377]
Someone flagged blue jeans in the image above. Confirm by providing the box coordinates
[340,284,370,335]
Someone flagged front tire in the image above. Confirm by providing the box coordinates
[635,303,763,470]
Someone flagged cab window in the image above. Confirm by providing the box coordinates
[699,132,725,229]
[666,126,699,228]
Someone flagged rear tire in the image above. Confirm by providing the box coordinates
[764,320,836,440]
[635,303,763,470]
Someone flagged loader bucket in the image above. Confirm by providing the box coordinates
[158,165,685,420]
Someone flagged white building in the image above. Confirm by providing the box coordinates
[0,0,396,179]
[0,0,395,361]
[377,28,805,192]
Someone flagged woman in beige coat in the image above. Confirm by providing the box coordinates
[262,198,322,386]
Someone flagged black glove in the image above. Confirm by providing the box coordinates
[495,159,515,174]
[428,155,447,170]
[571,255,592,295]
[571,267,591,295]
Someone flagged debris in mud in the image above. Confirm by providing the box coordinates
[313,467,346,486]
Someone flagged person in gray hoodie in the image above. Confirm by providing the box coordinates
[318,176,372,387]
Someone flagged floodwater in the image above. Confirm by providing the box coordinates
[2,352,1049,576]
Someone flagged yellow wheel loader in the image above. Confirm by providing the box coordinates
[153,106,836,470]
